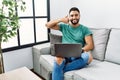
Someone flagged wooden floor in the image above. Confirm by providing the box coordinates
[31,69,45,80]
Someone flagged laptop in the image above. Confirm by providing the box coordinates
[52,43,83,58]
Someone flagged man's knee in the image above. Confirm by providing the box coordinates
[55,57,64,65]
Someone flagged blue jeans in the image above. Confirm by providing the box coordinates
[52,52,89,80]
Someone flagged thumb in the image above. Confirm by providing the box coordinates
[65,15,68,18]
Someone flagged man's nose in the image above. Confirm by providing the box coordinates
[73,16,76,19]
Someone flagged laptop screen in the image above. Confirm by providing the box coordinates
[52,43,82,58]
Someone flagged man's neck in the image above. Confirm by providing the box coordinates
[70,23,80,28]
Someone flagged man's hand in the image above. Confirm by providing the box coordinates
[59,16,69,24]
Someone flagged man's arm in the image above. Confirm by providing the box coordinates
[45,16,69,30]
[82,35,94,52]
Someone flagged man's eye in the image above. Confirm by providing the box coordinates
[75,14,78,16]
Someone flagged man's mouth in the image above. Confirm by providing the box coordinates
[72,20,77,23]
[71,19,79,25]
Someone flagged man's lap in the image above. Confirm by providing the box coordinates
[53,52,89,72]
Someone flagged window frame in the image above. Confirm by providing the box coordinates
[2,0,50,52]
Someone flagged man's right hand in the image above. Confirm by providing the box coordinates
[59,16,69,24]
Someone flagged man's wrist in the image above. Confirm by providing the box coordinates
[82,48,84,53]
[57,19,61,23]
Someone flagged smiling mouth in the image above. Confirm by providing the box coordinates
[72,19,79,23]
[70,19,79,25]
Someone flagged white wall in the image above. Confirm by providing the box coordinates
[3,47,33,72]
[71,0,120,28]
[50,0,71,19]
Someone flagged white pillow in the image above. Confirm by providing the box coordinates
[90,28,110,61]
[105,28,120,64]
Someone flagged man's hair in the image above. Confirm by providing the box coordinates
[69,7,80,13]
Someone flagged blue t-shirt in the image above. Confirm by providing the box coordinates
[59,23,92,47]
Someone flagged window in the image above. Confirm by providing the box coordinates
[2,0,50,52]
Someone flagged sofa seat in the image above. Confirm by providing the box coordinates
[73,61,120,80]
[39,55,102,80]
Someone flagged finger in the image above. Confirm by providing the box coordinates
[65,15,68,18]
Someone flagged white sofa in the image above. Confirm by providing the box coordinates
[32,28,120,80]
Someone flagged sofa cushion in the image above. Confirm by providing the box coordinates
[49,33,62,55]
[90,28,110,61]
[64,71,75,80]
[49,33,62,44]
[73,61,120,80]
[64,60,101,80]
[105,28,120,64]
[39,55,54,71]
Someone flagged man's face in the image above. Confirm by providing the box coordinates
[69,11,80,25]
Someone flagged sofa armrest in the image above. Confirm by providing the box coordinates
[32,43,50,75]
[40,47,51,55]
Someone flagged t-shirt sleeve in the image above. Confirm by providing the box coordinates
[84,27,92,36]
[58,22,65,32]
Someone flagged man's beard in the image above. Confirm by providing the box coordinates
[70,19,79,25]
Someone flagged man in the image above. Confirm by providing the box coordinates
[46,7,94,80]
